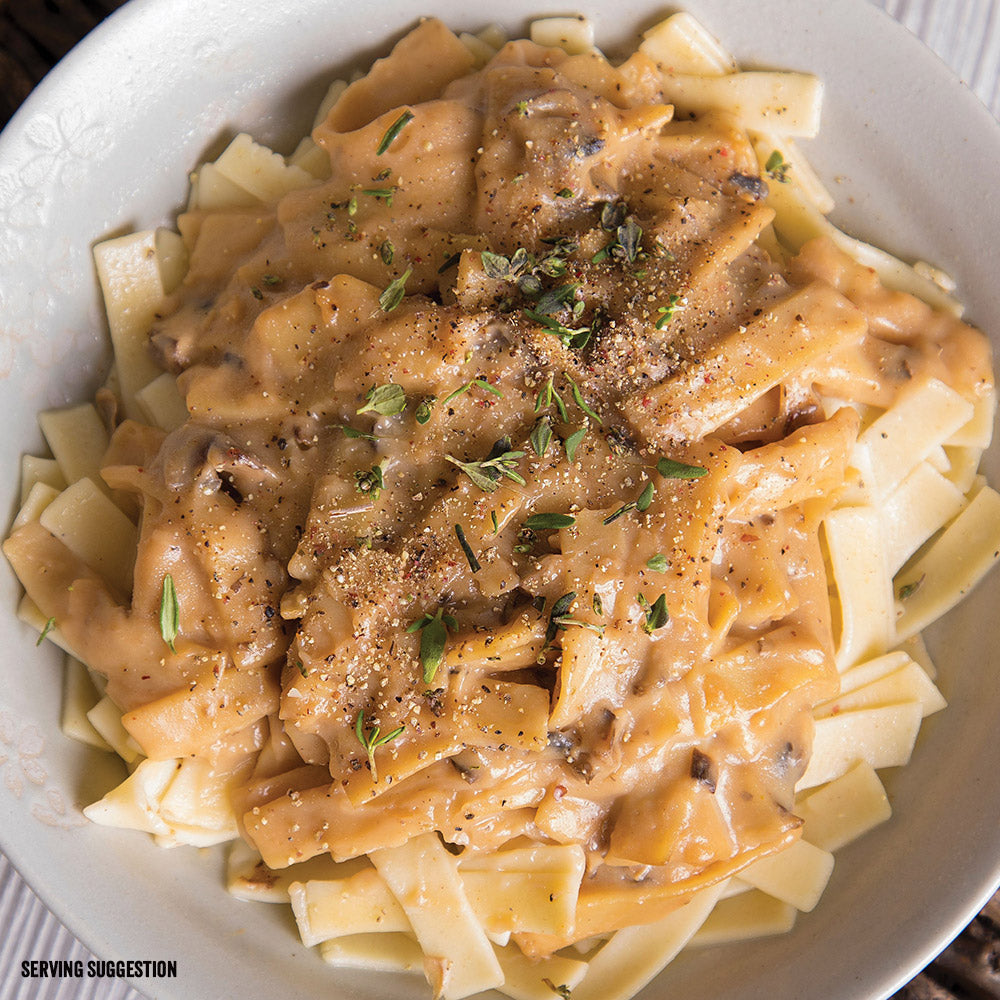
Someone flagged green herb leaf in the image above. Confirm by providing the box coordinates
[556,188,573,199]
[443,378,503,404]
[646,553,668,573]
[637,592,669,633]
[481,251,511,279]
[295,658,308,677]
[636,480,655,511]
[379,265,413,313]
[765,149,791,183]
[415,396,435,425]
[545,591,605,642]
[338,425,379,441]
[160,574,179,653]
[564,426,586,463]
[355,710,405,782]
[361,187,396,206]
[379,240,395,265]
[357,382,407,416]
[530,417,553,458]
[36,616,55,646]
[898,575,925,600]
[376,110,414,155]
[535,376,569,422]
[656,456,708,479]
[525,310,593,351]
[455,523,482,574]
[603,480,652,525]
[655,292,685,329]
[490,510,499,534]
[446,438,526,493]
[354,462,386,501]
[616,218,643,262]
[592,593,603,616]
[524,512,576,531]
[534,282,580,316]
[407,608,458,684]
[566,376,602,424]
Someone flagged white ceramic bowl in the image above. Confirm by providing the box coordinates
[1,2,998,999]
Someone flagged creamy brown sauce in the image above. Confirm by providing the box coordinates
[4,17,994,952]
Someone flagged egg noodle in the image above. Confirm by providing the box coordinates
[5,12,999,1000]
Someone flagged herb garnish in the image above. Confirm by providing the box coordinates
[443,378,503,404]
[524,513,576,531]
[565,375,601,424]
[355,710,404,782]
[535,375,569,421]
[379,240,395,265]
[160,574,179,653]
[646,553,668,573]
[593,205,643,264]
[379,266,412,313]
[529,417,553,457]
[357,382,407,416]
[637,592,669,633]
[603,480,655,524]
[765,149,791,183]
[376,110,414,155]
[407,608,458,683]
[354,462,386,501]
[415,396,435,424]
[36,616,55,646]
[524,309,593,350]
[545,592,605,644]
[445,437,526,493]
[656,456,708,479]
[438,252,462,273]
[454,524,481,574]
[556,188,573,199]
[542,980,573,999]
[564,426,586,463]
[655,293,685,329]
[361,187,396,206]
[338,425,379,442]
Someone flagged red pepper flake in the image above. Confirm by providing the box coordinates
[552,785,567,800]
[741,533,759,543]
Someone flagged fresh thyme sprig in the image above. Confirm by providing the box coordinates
[544,592,605,645]
[355,710,404,782]
[446,437,525,493]
[603,480,655,525]
[442,378,503,404]
[407,607,458,683]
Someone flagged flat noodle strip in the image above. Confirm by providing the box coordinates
[623,283,867,445]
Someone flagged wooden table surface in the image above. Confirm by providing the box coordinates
[0,1,998,999]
